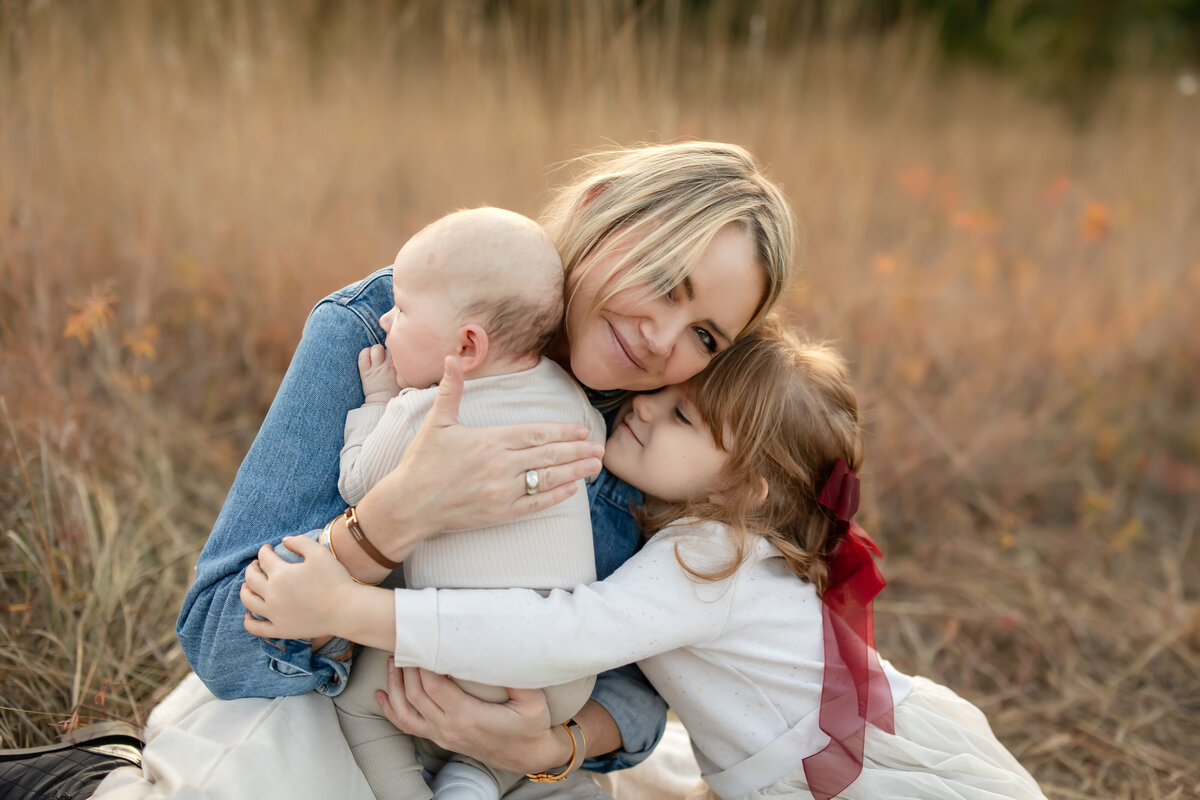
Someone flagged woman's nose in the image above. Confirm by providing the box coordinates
[641,311,686,357]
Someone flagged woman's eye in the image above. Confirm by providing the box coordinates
[694,326,716,353]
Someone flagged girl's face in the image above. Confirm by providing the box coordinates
[603,384,729,504]
[565,223,765,392]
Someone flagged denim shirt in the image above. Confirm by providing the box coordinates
[176,267,665,771]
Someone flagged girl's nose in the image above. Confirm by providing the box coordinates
[380,308,393,331]
[631,391,655,421]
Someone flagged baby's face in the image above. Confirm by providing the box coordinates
[603,383,730,505]
[380,242,464,390]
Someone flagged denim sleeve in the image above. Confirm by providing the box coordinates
[582,470,667,771]
[582,664,667,772]
[177,276,389,699]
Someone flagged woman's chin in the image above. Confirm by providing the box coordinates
[570,354,619,392]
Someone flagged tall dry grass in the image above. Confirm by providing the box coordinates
[1,1,1198,797]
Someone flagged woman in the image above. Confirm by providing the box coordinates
[2,141,796,798]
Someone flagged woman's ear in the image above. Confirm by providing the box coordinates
[753,477,770,505]
[457,324,490,374]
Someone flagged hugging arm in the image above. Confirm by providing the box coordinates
[243,535,670,772]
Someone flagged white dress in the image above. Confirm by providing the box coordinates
[388,519,1046,799]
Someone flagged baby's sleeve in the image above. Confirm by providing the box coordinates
[338,392,420,505]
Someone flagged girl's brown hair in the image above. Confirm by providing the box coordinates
[639,318,863,596]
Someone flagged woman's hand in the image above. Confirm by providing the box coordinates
[241,537,354,641]
[354,356,605,561]
[374,661,573,775]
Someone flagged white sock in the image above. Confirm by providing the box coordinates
[430,761,500,800]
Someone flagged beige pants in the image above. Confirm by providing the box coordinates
[333,646,595,799]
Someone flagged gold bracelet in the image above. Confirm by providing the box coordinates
[526,719,585,783]
[327,516,384,586]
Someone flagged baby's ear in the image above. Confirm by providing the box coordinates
[457,323,490,374]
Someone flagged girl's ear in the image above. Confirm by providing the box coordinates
[754,477,770,505]
[457,324,490,374]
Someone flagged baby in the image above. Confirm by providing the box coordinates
[326,208,604,800]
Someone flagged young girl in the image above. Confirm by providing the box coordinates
[242,320,1046,799]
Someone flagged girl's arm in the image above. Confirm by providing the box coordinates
[244,527,733,689]
[387,532,731,687]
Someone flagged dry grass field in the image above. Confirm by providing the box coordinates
[2,2,1198,798]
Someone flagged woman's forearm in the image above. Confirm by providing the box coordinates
[575,699,623,760]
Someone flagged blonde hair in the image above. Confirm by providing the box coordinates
[639,318,863,596]
[541,141,798,336]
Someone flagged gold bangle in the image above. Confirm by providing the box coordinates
[343,506,403,570]
[526,719,585,783]
[327,516,384,586]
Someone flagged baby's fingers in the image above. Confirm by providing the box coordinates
[358,345,388,372]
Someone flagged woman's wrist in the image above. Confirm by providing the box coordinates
[533,719,576,774]
[574,699,622,760]
[327,514,392,585]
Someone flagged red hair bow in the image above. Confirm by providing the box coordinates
[802,459,894,800]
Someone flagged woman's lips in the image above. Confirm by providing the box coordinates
[608,321,646,371]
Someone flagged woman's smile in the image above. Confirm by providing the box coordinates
[608,321,647,372]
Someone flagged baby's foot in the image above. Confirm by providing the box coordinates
[430,761,500,800]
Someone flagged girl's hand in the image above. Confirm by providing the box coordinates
[359,345,401,404]
[375,662,570,775]
[353,357,604,560]
[241,537,353,640]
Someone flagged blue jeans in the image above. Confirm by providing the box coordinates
[176,267,665,771]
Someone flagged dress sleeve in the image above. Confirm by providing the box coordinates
[391,528,736,688]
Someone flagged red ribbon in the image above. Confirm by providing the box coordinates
[801,459,894,800]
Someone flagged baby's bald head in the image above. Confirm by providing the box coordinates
[405,207,564,361]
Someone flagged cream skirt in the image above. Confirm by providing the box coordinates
[681,677,1046,800]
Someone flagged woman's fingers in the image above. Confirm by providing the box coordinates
[402,666,447,723]
[377,661,424,733]
[499,422,594,450]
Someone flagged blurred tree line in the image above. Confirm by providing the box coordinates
[447,0,1200,113]
[5,0,1197,115]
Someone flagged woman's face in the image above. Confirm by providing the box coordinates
[565,223,766,392]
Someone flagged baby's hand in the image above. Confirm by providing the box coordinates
[240,536,353,641]
[359,345,400,404]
